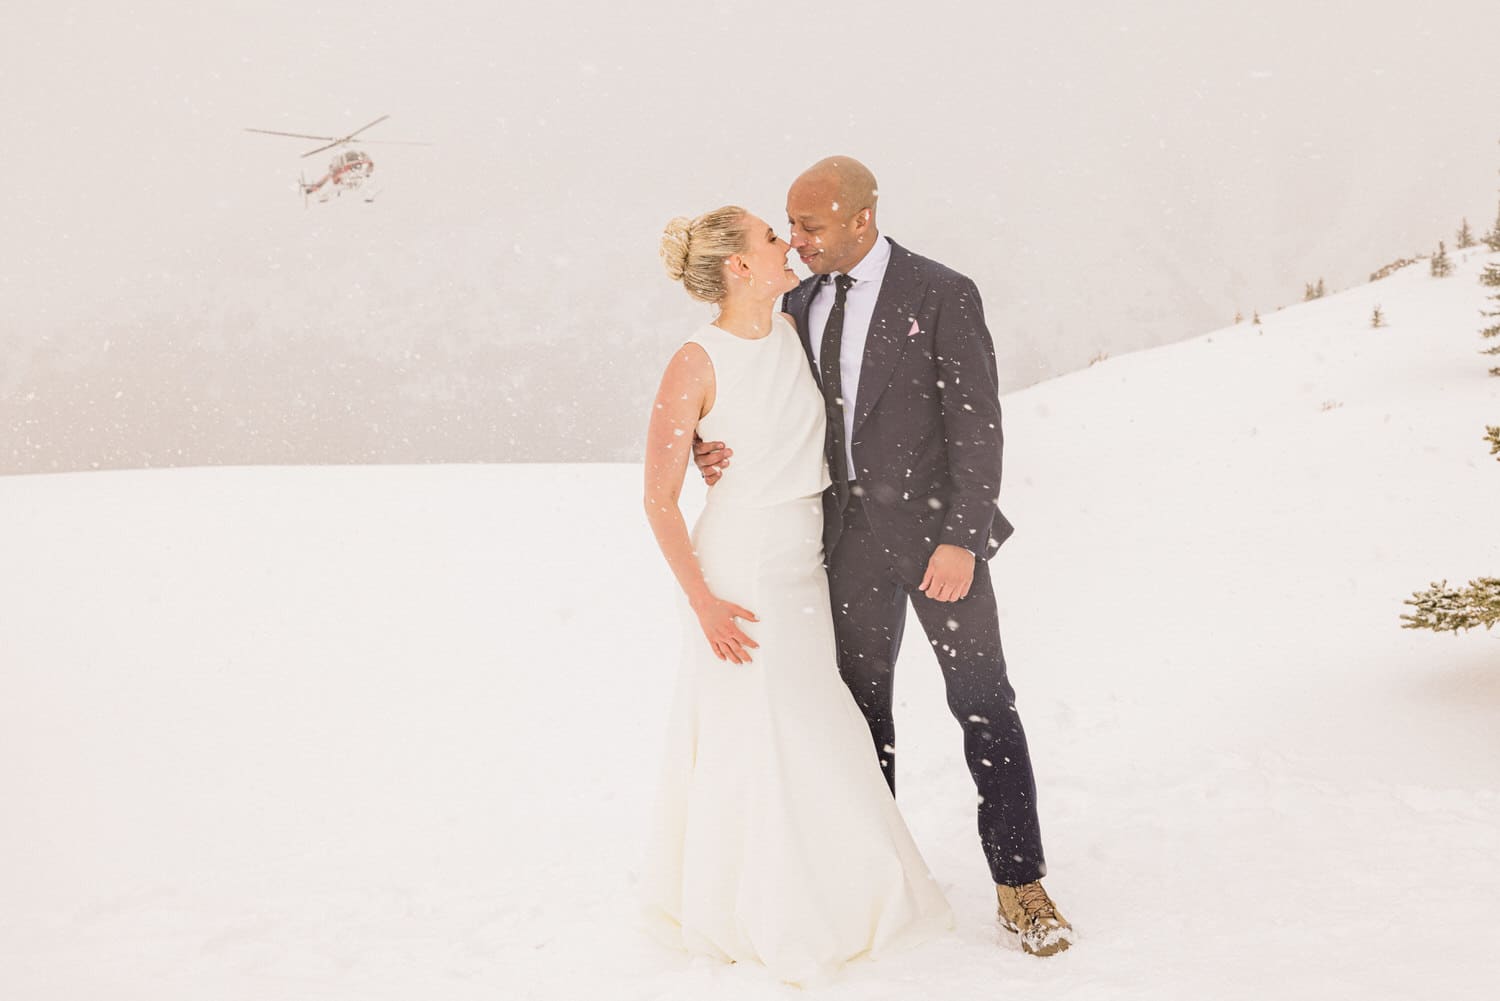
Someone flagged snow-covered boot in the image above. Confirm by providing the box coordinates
[996,881,1074,956]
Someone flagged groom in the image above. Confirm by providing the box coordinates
[694,156,1074,957]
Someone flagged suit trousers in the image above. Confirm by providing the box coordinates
[826,491,1047,886]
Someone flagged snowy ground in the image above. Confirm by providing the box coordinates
[2,251,1498,1000]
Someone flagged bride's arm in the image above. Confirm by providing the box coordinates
[643,343,715,606]
[643,344,759,663]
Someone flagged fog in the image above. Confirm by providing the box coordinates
[3,0,1497,473]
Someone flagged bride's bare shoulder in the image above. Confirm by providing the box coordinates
[779,311,798,333]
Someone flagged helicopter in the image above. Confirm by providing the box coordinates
[244,115,431,205]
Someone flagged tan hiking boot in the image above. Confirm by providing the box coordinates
[996,881,1074,956]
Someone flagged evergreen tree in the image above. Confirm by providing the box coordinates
[1430,241,1452,278]
[1457,218,1476,249]
[1402,433,1500,635]
[1403,579,1500,633]
[1482,262,1500,376]
[1483,304,1500,375]
[1370,305,1385,328]
[1252,309,1262,326]
[1234,309,1243,324]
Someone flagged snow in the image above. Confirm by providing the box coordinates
[1,252,1498,999]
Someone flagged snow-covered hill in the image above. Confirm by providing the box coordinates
[1,251,1497,1000]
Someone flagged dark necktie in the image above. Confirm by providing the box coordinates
[819,274,855,495]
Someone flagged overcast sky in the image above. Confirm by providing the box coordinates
[3,1,1498,471]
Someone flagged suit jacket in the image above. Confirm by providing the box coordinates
[783,238,1015,582]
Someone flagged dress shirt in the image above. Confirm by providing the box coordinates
[807,234,893,480]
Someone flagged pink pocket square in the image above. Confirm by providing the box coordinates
[907,319,920,337]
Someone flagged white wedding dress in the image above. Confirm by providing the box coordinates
[641,314,953,984]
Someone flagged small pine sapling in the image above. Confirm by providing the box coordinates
[1430,241,1452,278]
[1457,218,1476,249]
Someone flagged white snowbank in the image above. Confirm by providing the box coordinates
[1,253,1497,1000]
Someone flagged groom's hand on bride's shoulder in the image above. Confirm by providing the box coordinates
[692,435,732,486]
[919,544,976,603]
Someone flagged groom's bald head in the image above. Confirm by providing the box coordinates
[786,156,880,276]
[794,156,879,216]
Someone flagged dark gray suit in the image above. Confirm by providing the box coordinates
[784,238,1046,886]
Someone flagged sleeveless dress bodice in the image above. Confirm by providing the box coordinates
[684,315,832,508]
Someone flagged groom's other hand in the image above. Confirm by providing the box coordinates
[693,436,732,486]
[919,544,976,603]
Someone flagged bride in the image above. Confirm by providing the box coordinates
[639,205,953,984]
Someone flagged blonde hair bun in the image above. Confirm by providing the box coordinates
[659,216,693,283]
[658,206,747,304]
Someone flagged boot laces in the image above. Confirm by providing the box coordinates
[1016,882,1058,922]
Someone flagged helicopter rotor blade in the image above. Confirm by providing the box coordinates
[300,140,347,158]
[246,117,398,157]
[244,127,339,142]
[351,139,434,147]
[341,114,391,142]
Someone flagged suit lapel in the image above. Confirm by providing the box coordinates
[853,239,923,433]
